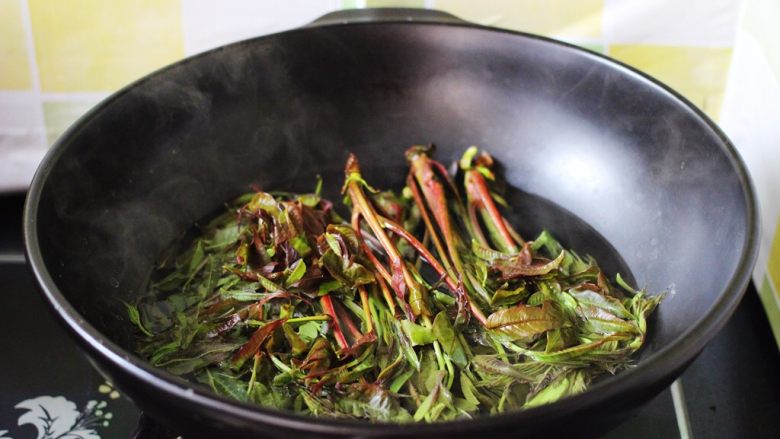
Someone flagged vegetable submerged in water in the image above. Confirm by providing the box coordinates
[129,146,662,422]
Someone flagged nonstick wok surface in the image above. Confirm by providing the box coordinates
[24,10,758,439]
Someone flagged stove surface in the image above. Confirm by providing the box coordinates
[2,193,778,438]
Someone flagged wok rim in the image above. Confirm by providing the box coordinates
[23,17,760,435]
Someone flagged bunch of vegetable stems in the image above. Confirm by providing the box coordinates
[129,146,661,422]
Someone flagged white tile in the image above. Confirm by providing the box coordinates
[604,0,742,47]
[0,92,46,192]
[182,0,337,55]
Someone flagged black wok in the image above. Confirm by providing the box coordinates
[23,8,758,439]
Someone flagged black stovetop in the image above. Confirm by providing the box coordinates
[2,193,779,439]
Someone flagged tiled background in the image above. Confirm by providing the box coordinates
[719,0,780,346]
[1,0,778,345]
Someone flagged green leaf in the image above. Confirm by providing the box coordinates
[570,289,632,319]
[486,301,565,342]
[525,369,587,408]
[401,320,436,346]
[283,323,309,357]
[222,291,263,302]
[629,292,664,335]
[196,256,221,299]
[124,301,152,337]
[471,239,512,262]
[328,225,362,251]
[377,351,405,382]
[530,230,563,259]
[152,270,189,292]
[493,251,567,280]
[432,312,467,367]
[290,235,312,257]
[459,372,481,407]
[188,240,206,273]
[432,290,456,306]
[578,305,637,335]
[526,290,546,307]
[256,274,282,293]
[207,370,249,403]
[459,146,479,170]
[393,320,420,371]
[172,310,202,350]
[319,249,374,289]
[246,191,282,218]
[220,286,263,301]
[517,334,629,365]
[285,259,307,287]
[472,355,549,383]
[407,278,431,319]
[336,383,413,422]
[208,225,241,250]
[314,175,323,197]
[317,279,342,296]
[413,372,444,421]
[249,381,293,410]
[616,273,639,295]
[324,233,342,256]
[545,328,576,353]
[389,368,415,393]
[300,390,338,417]
[342,171,379,194]
[490,282,529,307]
[157,342,238,375]
[297,321,321,344]
[551,291,579,318]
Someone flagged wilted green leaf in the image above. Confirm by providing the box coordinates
[125,301,152,337]
[490,282,529,307]
[401,320,436,346]
[432,312,467,367]
[578,305,637,335]
[207,370,249,402]
[486,301,565,342]
[285,259,307,287]
[570,289,631,319]
[525,369,588,408]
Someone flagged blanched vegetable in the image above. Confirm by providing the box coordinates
[130,146,662,422]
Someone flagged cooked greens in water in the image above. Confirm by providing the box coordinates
[129,146,662,422]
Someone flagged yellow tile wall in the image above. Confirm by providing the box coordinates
[609,45,732,119]
[437,0,602,39]
[0,0,32,89]
[28,0,185,92]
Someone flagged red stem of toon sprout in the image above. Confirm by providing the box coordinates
[466,170,519,253]
[352,212,398,315]
[344,154,415,320]
[320,294,349,350]
[406,174,454,275]
[381,217,487,326]
[352,212,393,285]
[334,299,363,343]
[381,218,452,288]
[408,156,464,271]
[467,200,490,248]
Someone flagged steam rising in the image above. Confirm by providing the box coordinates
[36,24,748,357]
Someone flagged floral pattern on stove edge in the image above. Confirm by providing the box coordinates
[0,383,115,439]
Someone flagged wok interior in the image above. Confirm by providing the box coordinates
[35,24,748,385]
